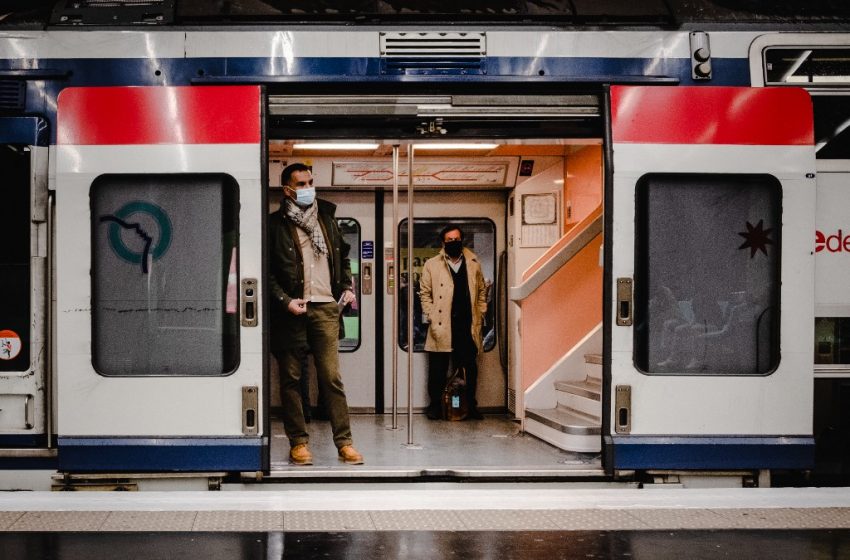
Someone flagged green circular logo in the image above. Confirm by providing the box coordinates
[101,201,172,273]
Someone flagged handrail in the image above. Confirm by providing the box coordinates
[510,206,602,302]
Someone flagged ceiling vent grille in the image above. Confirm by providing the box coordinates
[380,32,486,58]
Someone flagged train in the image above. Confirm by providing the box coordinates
[0,0,849,490]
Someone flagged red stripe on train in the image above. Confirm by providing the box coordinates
[57,86,261,145]
[611,86,813,146]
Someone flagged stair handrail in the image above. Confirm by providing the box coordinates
[510,205,602,302]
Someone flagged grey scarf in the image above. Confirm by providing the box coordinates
[284,199,328,257]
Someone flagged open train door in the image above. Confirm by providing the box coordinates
[607,86,816,475]
[55,87,265,472]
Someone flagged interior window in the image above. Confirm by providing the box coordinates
[634,174,781,375]
[337,218,361,352]
[815,317,850,365]
[765,48,850,86]
[0,145,30,372]
[90,174,240,376]
[812,96,850,159]
[398,218,497,353]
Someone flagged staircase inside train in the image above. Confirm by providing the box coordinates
[264,90,607,480]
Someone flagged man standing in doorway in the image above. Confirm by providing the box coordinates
[269,163,364,465]
[420,224,488,420]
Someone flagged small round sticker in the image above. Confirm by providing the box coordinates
[0,329,22,361]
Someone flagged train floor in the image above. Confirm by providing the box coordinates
[268,413,602,478]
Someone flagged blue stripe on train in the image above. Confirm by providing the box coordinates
[57,437,263,472]
[0,56,750,143]
[612,436,815,470]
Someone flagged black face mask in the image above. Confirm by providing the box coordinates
[444,240,463,258]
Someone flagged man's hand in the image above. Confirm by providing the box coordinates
[288,298,308,315]
[339,290,357,308]
[339,289,356,307]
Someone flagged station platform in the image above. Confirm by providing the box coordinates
[2,487,850,558]
[0,485,849,532]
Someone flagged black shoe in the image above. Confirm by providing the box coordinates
[466,409,484,420]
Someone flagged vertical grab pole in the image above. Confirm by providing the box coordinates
[406,146,415,445]
[391,145,400,430]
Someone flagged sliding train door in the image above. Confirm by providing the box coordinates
[608,86,816,471]
[0,119,50,450]
[55,86,265,471]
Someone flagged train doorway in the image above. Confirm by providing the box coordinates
[264,92,606,478]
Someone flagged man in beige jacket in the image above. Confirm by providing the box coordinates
[419,224,488,420]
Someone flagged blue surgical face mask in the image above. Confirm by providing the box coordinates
[290,186,316,207]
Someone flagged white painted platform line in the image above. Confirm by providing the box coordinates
[1,488,850,512]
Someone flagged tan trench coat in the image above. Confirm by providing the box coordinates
[419,248,488,353]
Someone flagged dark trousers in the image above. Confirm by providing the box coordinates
[272,302,353,449]
[427,350,479,414]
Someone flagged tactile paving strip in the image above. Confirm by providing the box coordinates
[458,510,560,530]
[2,506,850,532]
[100,511,197,532]
[370,510,466,530]
[193,511,285,532]
[0,512,23,530]
[285,511,376,531]
[626,508,729,530]
[546,509,651,530]
[10,511,109,531]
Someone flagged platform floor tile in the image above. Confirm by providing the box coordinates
[458,510,560,530]
[711,508,834,529]
[285,511,375,531]
[9,511,108,531]
[0,512,23,530]
[795,507,850,528]
[627,508,730,529]
[547,509,650,530]
[100,511,197,532]
[370,509,466,530]
[193,511,285,532]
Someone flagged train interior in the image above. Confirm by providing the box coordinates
[263,92,606,478]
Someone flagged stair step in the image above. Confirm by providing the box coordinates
[584,353,602,365]
[526,406,601,436]
[555,379,601,401]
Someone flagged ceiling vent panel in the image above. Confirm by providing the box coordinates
[380,32,486,58]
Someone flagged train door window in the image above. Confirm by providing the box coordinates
[338,218,361,351]
[90,174,240,376]
[815,318,850,365]
[763,47,850,159]
[634,174,781,375]
[0,145,30,371]
[397,218,497,352]
[765,48,850,86]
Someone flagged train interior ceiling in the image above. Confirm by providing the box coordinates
[264,112,605,476]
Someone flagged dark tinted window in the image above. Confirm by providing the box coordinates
[0,146,30,371]
[634,174,781,375]
[91,174,240,376]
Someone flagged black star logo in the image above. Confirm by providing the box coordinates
[738,219,773,258]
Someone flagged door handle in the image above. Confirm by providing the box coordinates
[616,277,633,326]
[241,278,258,327]
[362,263,372,295]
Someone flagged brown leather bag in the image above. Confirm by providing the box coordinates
[442,366,469,421]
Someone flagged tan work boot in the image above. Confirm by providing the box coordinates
[338,445,364,465]
[289,443,313,465]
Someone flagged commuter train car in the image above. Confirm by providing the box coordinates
[0,0,849,490]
